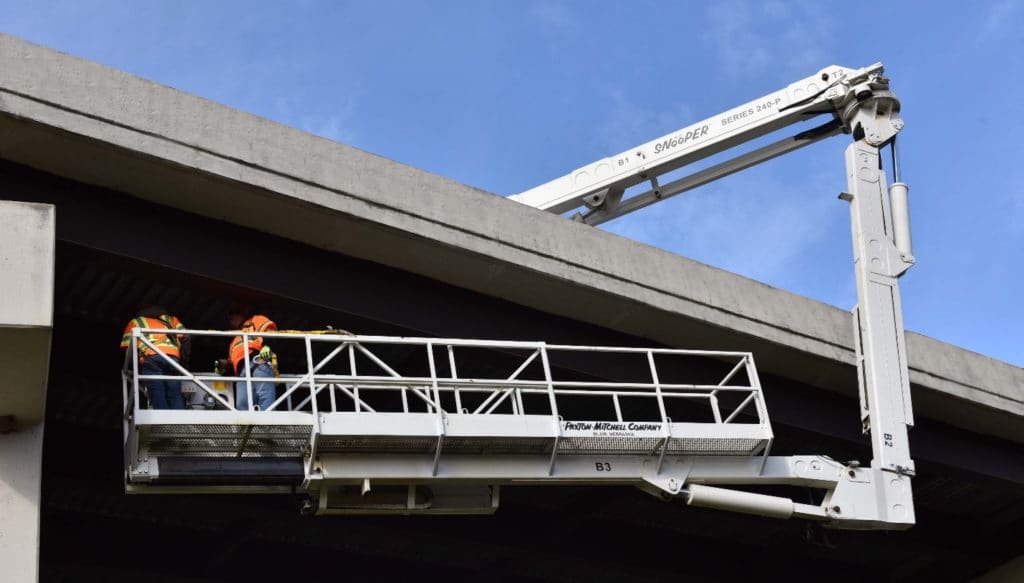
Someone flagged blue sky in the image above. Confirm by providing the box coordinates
[3,1,1022,365]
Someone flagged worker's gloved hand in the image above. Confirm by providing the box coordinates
[259,345,273,362]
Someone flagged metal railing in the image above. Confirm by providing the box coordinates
[125,329,770,428]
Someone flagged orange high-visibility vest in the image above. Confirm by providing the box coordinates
[229,315,277,373]
[120,315,184,359]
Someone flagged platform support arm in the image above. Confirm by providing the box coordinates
[843,141,915,474]
[839,138,917,527]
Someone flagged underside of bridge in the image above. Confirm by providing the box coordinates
[5,160,1021,582]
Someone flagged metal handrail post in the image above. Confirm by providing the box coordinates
[426,342,445,476]
[121,371,131,443]
[646,351,669,423]
[539,344,562,476]
[426,342,443,416]
[242,332,254,412]
[647,350,672,474]
[306,336,319,419]
[447,344,462,413]
[746,355,771,428]
[752,351,774,474]
[131,329,141,416]
[539,345,558,419]
[305,335,322,477]
[121,370,129,418]
[348,343,359,412]
[121,372,134,479]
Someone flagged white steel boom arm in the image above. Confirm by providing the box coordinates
[512,63,916,526]
[511,63,900,226]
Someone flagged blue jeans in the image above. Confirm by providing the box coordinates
[141,355,185,410]
[236,357,277,411]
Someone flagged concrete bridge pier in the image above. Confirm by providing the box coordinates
[0,201,54,583]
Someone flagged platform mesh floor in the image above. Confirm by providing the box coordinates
[145,424,310,456]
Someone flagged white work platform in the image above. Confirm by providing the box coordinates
[124,331,772,488]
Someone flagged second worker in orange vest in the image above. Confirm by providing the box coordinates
[228,307,278,411]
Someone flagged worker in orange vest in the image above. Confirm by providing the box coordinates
[120,306,189,410]
[228,307,278,411]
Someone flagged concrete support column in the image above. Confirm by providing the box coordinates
[0,423,44,582]
[0,200,55,582]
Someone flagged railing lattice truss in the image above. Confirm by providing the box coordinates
[126,329,770,428]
